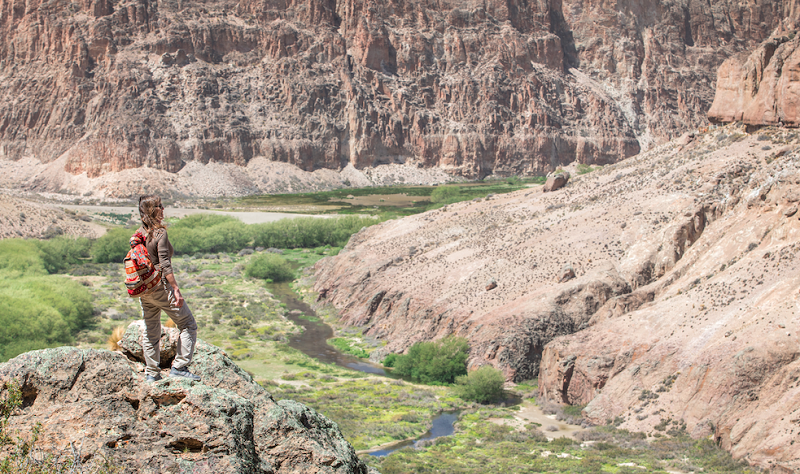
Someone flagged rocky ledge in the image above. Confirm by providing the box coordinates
[0,325,370,474]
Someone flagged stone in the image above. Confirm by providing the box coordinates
[543,173,569,192]
[783,205,797,217]
[486,278,498,291]
[558,265,576,283]
[0,343,369,474]
[117,320,181,368]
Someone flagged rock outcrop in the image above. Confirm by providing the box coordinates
[312,124,800,470]
[0,332,370,473]
[0,0,792,197]
[709,23,800,127]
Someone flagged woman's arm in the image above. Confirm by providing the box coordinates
[157,230,184,308]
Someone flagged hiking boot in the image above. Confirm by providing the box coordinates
[170,367,201,381]
[146,374,162,383]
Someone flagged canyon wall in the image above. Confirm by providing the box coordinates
[313,124,800,471]
[0,0,793,195]
[709,29,800,128]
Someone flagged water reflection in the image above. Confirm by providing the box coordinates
[367,411,460,457]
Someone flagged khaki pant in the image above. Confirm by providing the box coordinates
[139,279,197,377]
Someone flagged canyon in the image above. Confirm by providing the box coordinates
[313,124,800,472]
[0,0,796,197]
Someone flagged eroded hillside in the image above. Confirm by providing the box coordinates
[313,124,800,471]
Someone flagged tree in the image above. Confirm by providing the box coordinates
[454,365,506,403]
[392,336,469,384]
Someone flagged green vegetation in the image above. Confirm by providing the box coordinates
[454,366,506,403]
[365,409,757,474]
[36,236,91,273]
[0,240,93,362]
[577,163,600,175]
[271,378,465,450]
[429,185,462,204]
[245,253,295,282]
[329,337,369,358]
[235,179,543,218]
[91,227,133,263]
[391,336,469,384]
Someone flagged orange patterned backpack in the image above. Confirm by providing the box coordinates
[124,231,161,297]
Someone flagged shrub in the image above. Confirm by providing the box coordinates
[382,353,398,367]
[0,240,46,276]
[251,216,379,249]
[454,365,506,403]
[245,254,294,282]
[392,336,469,384]
[91,227,133,263]
[0,276,93,362]
[430,186,461,204]
[36,236,91,273]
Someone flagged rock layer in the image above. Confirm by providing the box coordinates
[0,338,369,473]
[709,28,800,127]
[0,0,792,196]
[312,125,800,470]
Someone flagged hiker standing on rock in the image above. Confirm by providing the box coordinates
[137,195,200,382]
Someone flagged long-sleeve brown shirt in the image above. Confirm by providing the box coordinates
[141,227,175,276]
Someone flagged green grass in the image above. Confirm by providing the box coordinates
[364,410,758,474]
[329,337,370,358]
[271,378,467,450]
[235,180,542,218]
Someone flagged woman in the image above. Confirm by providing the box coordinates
[137,195,200,382]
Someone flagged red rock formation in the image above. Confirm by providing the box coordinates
[709,31,800,127]
[0,0,791,194]
[312,125,800,471]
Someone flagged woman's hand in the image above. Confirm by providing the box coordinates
[165,273,184,308]
[172,288,185,308]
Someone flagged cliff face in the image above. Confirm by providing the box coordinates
[312,124,800,471]
[0,0,791,196]
[0,339,370,473]
[709,29,800,128]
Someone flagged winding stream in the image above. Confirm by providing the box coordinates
[267,281,385,375]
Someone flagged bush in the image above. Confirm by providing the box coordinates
[169,215,253,254]
[382,353,398,367]
[91,227,133,263]
[36,236,91,273]
[251,216,379,249]
[0,239,94,362]
[245,254,294,282]
[392,336,469,384]
[454,366,506,403]
[430,186,461,204]
[0,240,46,276]
[0,276,93,362]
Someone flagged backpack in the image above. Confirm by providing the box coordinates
[124,231,161,297]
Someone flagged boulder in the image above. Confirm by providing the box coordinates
[0,342,369,474]
[543,173,570,192]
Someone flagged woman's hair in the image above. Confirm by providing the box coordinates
[138,195,165,239]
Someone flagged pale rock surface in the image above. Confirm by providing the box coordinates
[313,124,800,471]
[0,330,370,474]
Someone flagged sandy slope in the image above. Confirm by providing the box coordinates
[313,123,800,471]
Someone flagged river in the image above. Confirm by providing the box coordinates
[267,281,385,375]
